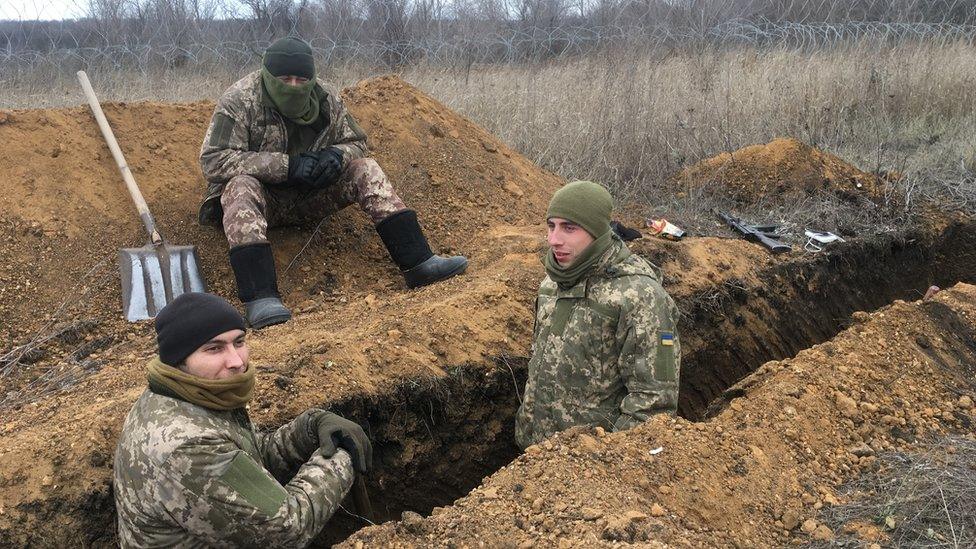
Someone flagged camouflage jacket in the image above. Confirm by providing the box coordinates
[197,70,369,224]
[515,239,680,449]
[113,389,355,548]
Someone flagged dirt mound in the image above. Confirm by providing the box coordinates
[677,137,888,204]
[346,284,976,547]
[3,75,975,547]
[0,74,570,545]
[0,75,561,406]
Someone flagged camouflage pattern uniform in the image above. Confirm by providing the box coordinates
[198,71,405,245]
[515,238,680,449]
[114,389,355,548]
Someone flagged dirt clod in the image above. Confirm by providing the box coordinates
[581,507,603,521]
[677,137,886,203]
[400,511,423,532]
[781,509,801,530]
[812,524,834,540]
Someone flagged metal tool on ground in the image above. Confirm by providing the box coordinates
[717,211,792,254]
[77,71,206,321]
[803,230,845,252]
[351,476,374,522]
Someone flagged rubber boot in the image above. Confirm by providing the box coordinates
[229,243,292,329]
[375,210,468,289]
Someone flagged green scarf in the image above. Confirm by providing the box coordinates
[260,67,321,126]
[543,230,616,290]
[146,356,254,411]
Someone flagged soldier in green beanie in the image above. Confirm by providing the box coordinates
[200,37,467,329]
[515,181,681,449]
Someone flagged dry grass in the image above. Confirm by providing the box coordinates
[808,435,976,548]
[406,42,976,226]
[3,41,976,233]
[0,59,382,109]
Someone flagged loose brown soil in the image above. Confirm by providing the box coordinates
[676,137,889,204]
[346,284,976,548]
[0,76,974,547]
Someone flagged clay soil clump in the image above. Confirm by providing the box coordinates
[678,137,889,204]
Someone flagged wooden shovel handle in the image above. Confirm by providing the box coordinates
[352,476,374,521]
[76,70,162,245]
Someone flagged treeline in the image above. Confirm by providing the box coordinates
[3,0,976,65]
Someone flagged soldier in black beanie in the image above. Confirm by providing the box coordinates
[154,291,247,369]
[114,292,374,547]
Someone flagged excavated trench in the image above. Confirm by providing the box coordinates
[304,218,976,546]
[317,361,526,546]
[685,219,976,419]
[39,219,976,548]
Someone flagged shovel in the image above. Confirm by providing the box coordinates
[351,476,374,522]
[77,71,206,321]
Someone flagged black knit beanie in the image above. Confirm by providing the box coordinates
[155,293,247,366]
[263,37,315,80]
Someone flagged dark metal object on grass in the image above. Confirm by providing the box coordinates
[717,211,792,254]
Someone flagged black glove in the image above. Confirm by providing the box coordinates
[315,412,372,473]
[287,152,321,188]
[311,147,344,189]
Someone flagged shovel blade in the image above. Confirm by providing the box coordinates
[119,244,206,321]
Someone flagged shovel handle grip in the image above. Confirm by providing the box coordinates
[77,70,162,246]
[352,476,373,521]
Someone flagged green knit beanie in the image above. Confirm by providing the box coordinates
[546,180,613,238]
[263,37,315,80]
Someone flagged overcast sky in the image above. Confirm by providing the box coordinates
[1,0,86,20]
[0,0,248,21]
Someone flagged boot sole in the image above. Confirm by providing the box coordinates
[249,312,292,329]
[407,260,469,289]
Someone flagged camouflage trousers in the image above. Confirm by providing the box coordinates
[221,158,407,248]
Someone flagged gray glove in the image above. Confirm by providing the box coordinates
[315,411,372,473]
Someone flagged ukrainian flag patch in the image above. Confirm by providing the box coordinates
[660,332,675,346]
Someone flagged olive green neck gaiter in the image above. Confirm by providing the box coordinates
[260,67,320,126]
[146,356,254,411]
[543,230,617,290]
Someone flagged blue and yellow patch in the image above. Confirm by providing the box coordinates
[660,332,675,346]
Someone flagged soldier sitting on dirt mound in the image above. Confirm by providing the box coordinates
[515,181,681,449]
[113,292,371,548]
[199,36,467,328]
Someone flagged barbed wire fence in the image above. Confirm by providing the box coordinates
[4,0,976,82]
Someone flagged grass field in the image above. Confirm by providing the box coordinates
[4,40,975,228]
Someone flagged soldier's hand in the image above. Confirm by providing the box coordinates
[315,412,372,473]
[310,147,344,189]
[287,152,321,188]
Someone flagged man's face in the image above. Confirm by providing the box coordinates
[182,329,249,380]
[277,75,309,87]
[547,217,595,267]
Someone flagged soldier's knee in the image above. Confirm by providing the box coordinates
[346,157,381,177]
[220,175,263,209]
